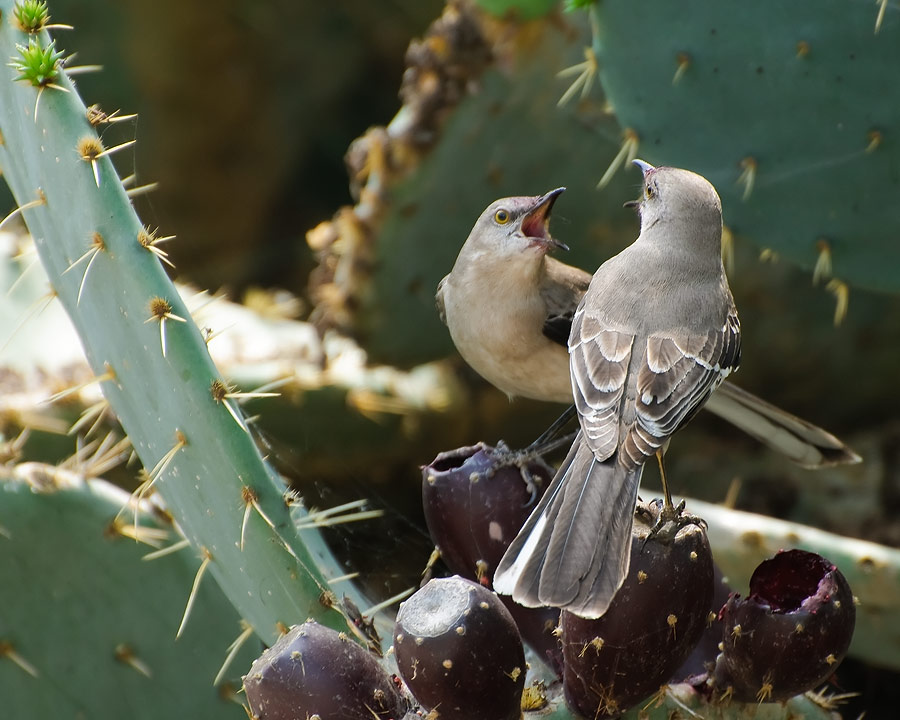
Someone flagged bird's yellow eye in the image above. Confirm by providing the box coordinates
[494,209,510,225]
[644,183,655,199]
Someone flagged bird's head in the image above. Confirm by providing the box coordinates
[469,188,568,260]
[626,160,722,239]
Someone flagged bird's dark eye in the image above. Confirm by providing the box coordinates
[494,209,510,225]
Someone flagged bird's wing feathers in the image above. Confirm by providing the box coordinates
[571,299,740,468]
[569,305,635,460]
[435,275,449,326]
[623,307,741,468]
[540,258,591,347]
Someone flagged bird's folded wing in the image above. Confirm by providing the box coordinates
[568,306,634,460]
[540,258,591,346]
[434,275,449,325]
[624,310,741,468]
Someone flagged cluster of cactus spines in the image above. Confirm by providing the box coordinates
[307,0,492,343]
[581,0,900,301]
[244,621,408,720]
[0,462,259,719]
[421,442,562,671]
[0,0,349,648]
[713,549,856,703]
[11,0,69,34]
[561,501,715,718]
[10,35,62,86]
[393,576,526,720]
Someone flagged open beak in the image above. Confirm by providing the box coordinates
[522,187,569,251]
[624,159,656,208]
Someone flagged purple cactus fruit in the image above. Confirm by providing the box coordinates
[714,549,856,703]
[421,443,562,671]
[243,621,407,720]
[562,502,714,719]
[421,443,553,581]
[393,576,525,720]
[674,563,732,682]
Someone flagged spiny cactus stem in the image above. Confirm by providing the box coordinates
[0,1,347,645]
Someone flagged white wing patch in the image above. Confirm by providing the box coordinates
[570,305,635,461]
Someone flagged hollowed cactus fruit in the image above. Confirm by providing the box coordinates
[714,549,855,702]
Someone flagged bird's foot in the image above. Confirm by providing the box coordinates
[485,440,555,504]
[642,498,707,547]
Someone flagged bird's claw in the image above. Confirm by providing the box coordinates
[633,498,654,523]
[486,441,551,506]
[642,498,706,549]
[660,498,687,523]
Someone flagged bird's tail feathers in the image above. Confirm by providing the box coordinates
[493,435,642,619]
[707,383,861,467]
[492,437,578,596]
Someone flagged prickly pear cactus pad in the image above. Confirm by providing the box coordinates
[0,0,345,643]
[587,0,900,292]
[0,465,257,719]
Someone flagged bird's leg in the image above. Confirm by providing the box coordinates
[487,440,559,504]
[528,404,578,453]
[644,451,704,546]
[656,450,676,513]
[487,405,578,502]
[655,450,686,521]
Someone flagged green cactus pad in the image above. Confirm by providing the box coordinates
[0,0,346,644]
[588,0,900,292]
[0,465,257,719]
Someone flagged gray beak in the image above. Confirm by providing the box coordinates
[632,159,655,175]
[624,160,656,208]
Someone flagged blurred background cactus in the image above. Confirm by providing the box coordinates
[2,0,900,717]
[586,0,900,296]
